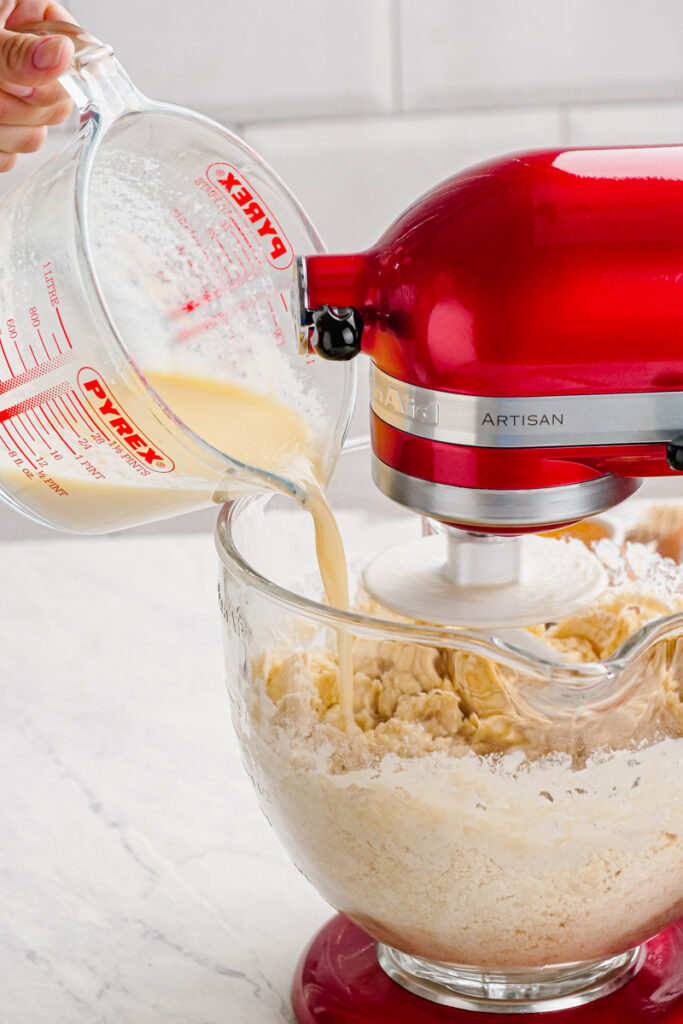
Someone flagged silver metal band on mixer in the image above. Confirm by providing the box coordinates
[371,365,683,448]
[371,457,640,528]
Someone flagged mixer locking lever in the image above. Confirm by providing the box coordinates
[309,306,363,361]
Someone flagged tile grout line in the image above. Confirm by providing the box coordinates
[224,96,683,136]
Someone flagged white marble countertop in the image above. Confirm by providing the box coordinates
[0,531,330,1024]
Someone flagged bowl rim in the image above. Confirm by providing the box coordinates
[214,440,683,708]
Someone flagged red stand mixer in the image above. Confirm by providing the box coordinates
[291,145,683,1022]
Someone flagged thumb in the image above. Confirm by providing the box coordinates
[0,28,74,87]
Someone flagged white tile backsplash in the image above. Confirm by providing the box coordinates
[67,0,393,123]
[243,107,561,252]
[400,0,683,111]
[568,102,683,147]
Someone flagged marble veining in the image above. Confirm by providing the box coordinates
[0,533,329,1023]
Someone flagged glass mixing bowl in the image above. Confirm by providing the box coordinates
[215,441,683,1014]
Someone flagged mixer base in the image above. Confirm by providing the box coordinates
[291,915,683,1023]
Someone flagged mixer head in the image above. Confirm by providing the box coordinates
[294,145,683,626]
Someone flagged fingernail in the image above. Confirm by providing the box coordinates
[1,82,35,98]
[32,36,68,70]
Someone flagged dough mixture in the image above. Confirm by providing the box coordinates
[239,575,683,967]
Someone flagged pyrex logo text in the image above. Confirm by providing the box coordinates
[206,162,294,270]
[77,369,175,473]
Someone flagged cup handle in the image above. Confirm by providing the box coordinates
[19,20,143,122]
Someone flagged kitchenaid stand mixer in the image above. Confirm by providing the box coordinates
[297,146,683,628]
[276,146,683,1021]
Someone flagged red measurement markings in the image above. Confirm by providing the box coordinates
[176,309,232,342]
[0,350,74,396]
[175,274,271,341]
[70,391,103,437]
[0,382,72,424]
[173,208,215,268]
[26,409,47,446]
[3,422,37,469]
[56,308,72,349]
[213,237,238,287]
[48,399,69,431]
[176,285,220,318]
[67,392,91,432]
[0,335,14,377]
[37,329,49,360]
[11,417,36,456]
[13,341,27,373]
[202,217,249,283]
[228,244,246,276]
[265,298,286,347]
[280,292,288,312]
[173,266,237,321]
[59,396,80,432]
[215,235,234,265]
[29,345,39,367]
[0,422,16,449]
[229,215,258,266]
[229,236,256,282]
[52,332,62,355]
[17,414,36,444]
[51,398,79,439]
[211,239,242,293]
[32,406,51,437]
[0,428,10,451]
[40,404,76,455]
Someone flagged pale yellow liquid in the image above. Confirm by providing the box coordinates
[0,374,320,531]
[146,373,354,718]
[146,372,314,478]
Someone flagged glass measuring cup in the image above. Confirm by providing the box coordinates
[0,22,356,533]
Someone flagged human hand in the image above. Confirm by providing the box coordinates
[0,2,76,171]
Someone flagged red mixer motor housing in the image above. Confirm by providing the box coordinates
[299,145,683,531]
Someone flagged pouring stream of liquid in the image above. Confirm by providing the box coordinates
[147,372,356,721]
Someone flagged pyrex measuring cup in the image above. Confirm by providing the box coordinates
[0,22,356,532]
